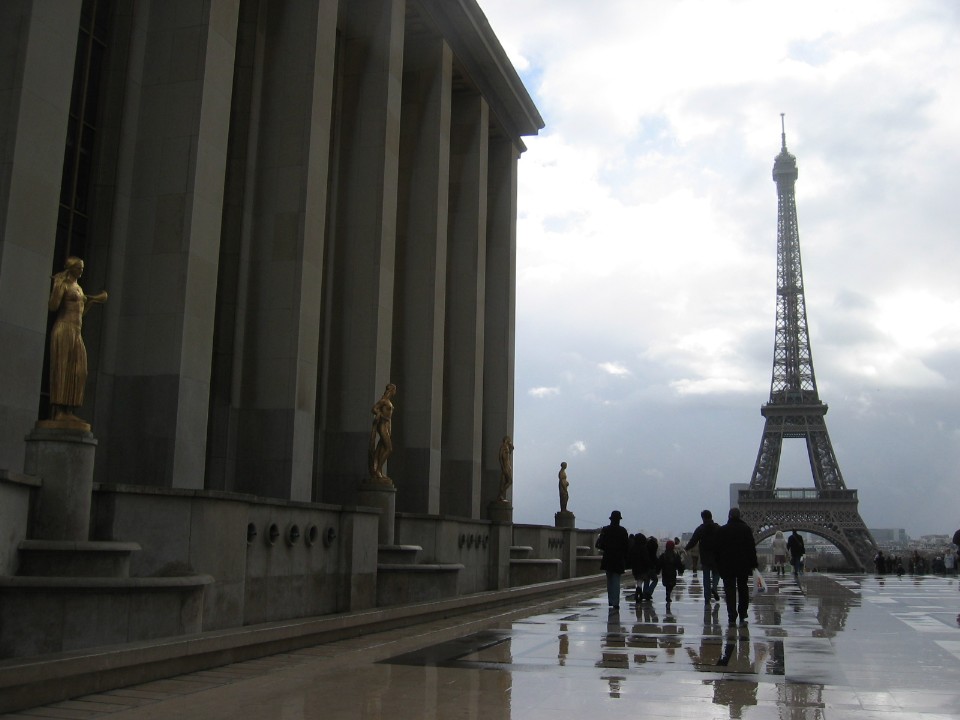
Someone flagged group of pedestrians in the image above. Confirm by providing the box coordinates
[596,507,760,627]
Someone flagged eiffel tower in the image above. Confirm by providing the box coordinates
[738,117,877,571]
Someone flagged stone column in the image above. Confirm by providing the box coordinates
[487,516,512,590]
[104,0,240,489]
[319,0,405,507]
[357,482,397,546]
[24,427,97,541]
[0,3,83,474]
[440,92,489,519]
[391,34,452,515]
[481,138,519,513]
[213,0,337,501]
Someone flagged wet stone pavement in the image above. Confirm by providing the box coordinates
[5,572,960,719]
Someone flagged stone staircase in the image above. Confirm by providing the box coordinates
[575,544,602,575]
[0,539,212,658]
[509,545,562,586]
[375,544,463,606]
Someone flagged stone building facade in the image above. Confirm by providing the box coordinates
[0,0,541,515]
[0,1,610,668]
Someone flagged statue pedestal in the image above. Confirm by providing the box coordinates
[487,500,513,524]
[554,510,575,529]
[24,426,98,540]
[358,481,397,545]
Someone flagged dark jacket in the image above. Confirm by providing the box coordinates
[628,533,651,575]
[685,520,720,569]
[659,548,684,588]
[787,532,805,559]
[597,523,629,574]
[716,517,758,578]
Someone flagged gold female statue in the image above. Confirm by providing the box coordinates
[47,256,107,423]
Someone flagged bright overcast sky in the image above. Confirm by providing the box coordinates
[475,0,960,539]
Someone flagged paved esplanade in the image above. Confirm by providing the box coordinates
[6,574,960,719]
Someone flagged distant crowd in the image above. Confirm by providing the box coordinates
[593,511,960,626]
[875,545,959,576]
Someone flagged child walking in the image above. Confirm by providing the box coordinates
[660,540,684,608]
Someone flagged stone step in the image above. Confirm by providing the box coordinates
[377,544,422,564]
[575,545,596,556]
[509,558,562,587]
[0,574,213,659]
[376,563,464,606]
[17,540,141,578]
[510,545,533,559]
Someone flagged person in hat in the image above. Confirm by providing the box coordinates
[595,510,630,610]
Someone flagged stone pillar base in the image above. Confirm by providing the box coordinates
[487,500,513,524]
[554,510,575,529]
[24,426,98,541]
[358,482,397,545]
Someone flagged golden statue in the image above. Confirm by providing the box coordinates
[368,383,397,482]
[497,435,514,502]
[558,461,569,512]
[46,256,107,426]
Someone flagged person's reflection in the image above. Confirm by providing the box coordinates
[605,675,626,698]
[716,626,741,668]
[713,626,758,718]
[712,677,758,719]
[629,601,658,654]
[640,601,659,625]
[597,614,628,671]
[558,632,569,666]
[660,609,683,656]
[686,604,723,668]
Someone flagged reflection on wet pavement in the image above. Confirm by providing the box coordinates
[10,573,960,719]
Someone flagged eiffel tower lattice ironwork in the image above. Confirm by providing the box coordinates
[738,118,877,571]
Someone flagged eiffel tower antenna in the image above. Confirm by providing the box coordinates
[737,120,878,571]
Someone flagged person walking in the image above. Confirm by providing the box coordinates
[659,540,684,609]
[772,530,788,576]
[716,508,758,626]
[685,510,721,606]
[628,532,651,601]
[596,510,629,611]
[786,530,805,577]
[641,535,660,601]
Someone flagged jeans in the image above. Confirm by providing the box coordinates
[606,572,622,607]
[702,567,720,600]
[641,571,659,599]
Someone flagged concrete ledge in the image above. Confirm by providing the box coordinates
[18,540,142,553]
[377,563,464,572]
[0,575,213,589]
[0,574,603,713]
[0,470,41,488]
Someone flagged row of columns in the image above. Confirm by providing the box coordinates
[0,0,525,524]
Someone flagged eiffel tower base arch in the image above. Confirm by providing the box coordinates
[737,489,877,571]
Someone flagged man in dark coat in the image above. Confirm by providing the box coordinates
[596,510,629,610]
[716,507,758,626]
[685,509,721,606]
[787,529,805,577]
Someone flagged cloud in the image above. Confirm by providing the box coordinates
[479,0,960,539]
[598,362,631,377]
[528,386,560,398]
[567,441,587,456]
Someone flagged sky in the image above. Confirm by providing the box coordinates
[474,0,960,539]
